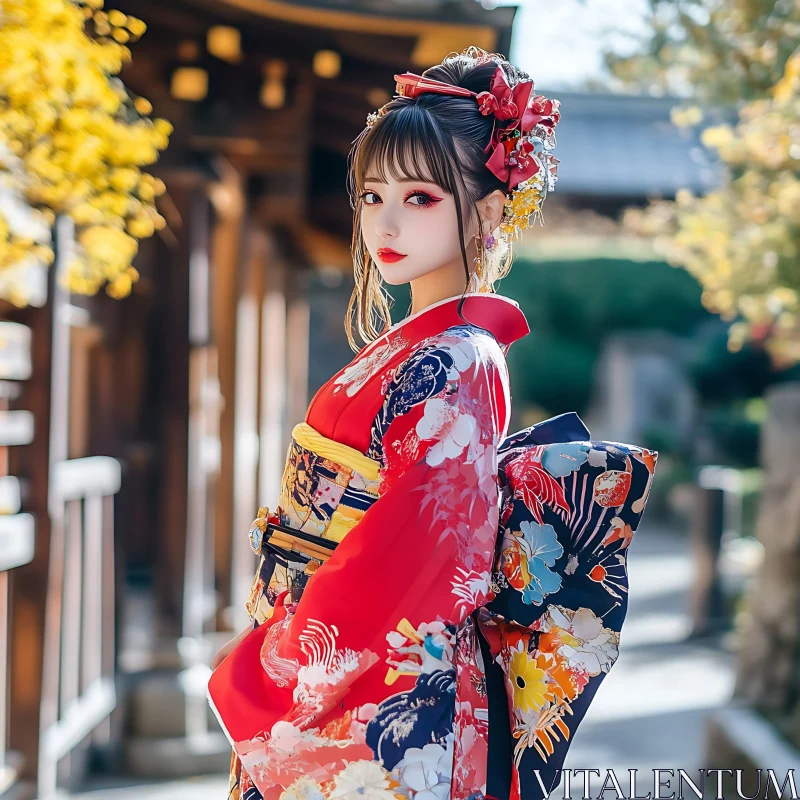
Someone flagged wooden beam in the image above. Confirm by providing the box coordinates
[212,0,500,47]
[154,182,193,632]
[227,221,266,626]
[118,0,513,74]
[209,158,246,632]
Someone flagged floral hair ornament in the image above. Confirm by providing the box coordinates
[387,66,560,238]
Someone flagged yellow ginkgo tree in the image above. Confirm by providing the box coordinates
[0,0,172,305]
[622,48,800,367]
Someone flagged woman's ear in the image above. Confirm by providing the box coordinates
[476,189,507,236]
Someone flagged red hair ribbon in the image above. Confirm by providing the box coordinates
[392,66,560,191]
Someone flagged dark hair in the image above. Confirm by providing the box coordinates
[345,47,529,349]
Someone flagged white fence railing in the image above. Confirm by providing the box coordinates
[37,456,120,797]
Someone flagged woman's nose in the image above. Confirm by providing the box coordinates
[375,208,400,240]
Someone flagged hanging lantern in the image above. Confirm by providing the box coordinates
[260,59,287,109]
[207,25,242,63]
[171,67,208,101]
[313,50,340,79]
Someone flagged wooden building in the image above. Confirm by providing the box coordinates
[0,1,516,795]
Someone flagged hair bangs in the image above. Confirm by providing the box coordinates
[353,105,459,197]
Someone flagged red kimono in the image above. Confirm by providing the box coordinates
[208,293,658,800]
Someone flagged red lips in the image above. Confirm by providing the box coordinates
[377,248,407,263]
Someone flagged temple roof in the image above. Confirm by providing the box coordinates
[538,88,735,199]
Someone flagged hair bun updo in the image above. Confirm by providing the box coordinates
[346,46,560,349]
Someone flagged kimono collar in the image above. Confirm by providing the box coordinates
[457,293,530,347]
[366,293,530,357]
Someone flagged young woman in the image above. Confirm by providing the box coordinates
[208,47,657,800]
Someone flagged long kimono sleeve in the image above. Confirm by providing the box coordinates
[478,415,658,800]
[208,330,510,797]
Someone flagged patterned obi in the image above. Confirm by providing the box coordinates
[245,422,381,626]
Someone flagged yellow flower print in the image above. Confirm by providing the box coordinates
[509,649,548,713]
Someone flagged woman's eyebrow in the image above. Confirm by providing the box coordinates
[363,176,438,185]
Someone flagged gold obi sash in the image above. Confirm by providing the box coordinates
[245,423,381,625]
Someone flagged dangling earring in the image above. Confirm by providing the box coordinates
[473,232,484,281]
[473,228,496,287]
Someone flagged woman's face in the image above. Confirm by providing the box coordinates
[359,172,472,286]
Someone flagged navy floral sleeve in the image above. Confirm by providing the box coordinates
[478,413,658,800]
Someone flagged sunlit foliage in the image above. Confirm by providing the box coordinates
[610,0,799,365]
[623,52,799,365]
[0,0,172,304]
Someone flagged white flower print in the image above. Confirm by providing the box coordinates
[329,760,398,800]
[451,567,491,611]
[441,337,481,380]
[394,736,454,800]
[470,439,498,492]
[333,337,407,397]
[267,720,320,753]
[280,776,326,800]
[291,620,380,722]
[416,398,476,466]
[296,648,361,696]
[536,605,620,675]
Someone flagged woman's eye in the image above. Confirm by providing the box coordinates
[362,191,381,205]
[406,192,434,207]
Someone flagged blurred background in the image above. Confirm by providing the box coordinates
[0,0,797,797]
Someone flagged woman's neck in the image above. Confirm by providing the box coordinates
[408,260,469,316]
